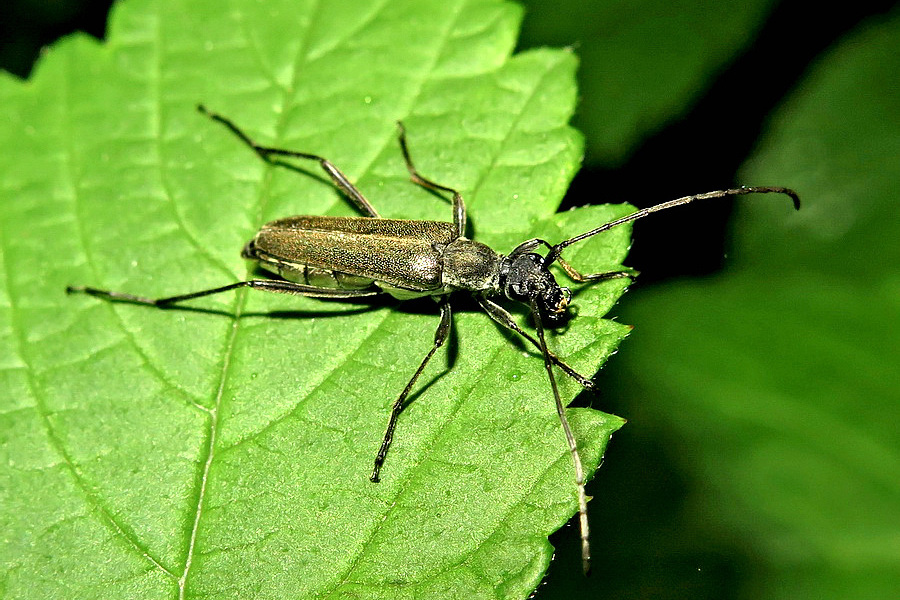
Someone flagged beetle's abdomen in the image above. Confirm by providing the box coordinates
[243,216,457,296]
[246,236,377,291]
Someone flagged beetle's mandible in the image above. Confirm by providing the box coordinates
[67,105,799,574]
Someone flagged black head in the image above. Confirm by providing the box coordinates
[499,251,571,325]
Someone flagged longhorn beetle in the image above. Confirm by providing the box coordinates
[67,105,799,574]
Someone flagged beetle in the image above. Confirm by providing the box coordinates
[67,105,799,574]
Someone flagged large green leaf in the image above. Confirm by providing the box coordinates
[0,0,633,598]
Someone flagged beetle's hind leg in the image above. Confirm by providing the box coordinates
[66,280,379,307]
[395,122,467,239]
[197,105,380,218]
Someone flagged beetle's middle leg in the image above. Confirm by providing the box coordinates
[197,105,380,218]
[396,122,466,239]
[371,296,452,483]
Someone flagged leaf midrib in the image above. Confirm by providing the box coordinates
[180,0,482,593]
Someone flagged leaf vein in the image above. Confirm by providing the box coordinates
[0,194,177,582]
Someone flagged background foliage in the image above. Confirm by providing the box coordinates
[519,1,900,598]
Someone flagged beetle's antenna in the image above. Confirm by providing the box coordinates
[531,300,592,575]
[545,186,799,265]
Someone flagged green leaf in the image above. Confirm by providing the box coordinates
[598,7,900,599]
[0,0,632,598]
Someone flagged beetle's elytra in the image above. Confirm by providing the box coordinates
[68,105,799,574]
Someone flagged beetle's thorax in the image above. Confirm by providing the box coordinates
[499,251,570,323]
[440,237,503,292]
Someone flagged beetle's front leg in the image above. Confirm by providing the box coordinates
[370,296,452,482]
[514,237,639,283]
[476,296,596,390]
[554,263,638,284]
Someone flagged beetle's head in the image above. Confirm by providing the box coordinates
[500,252,571,325]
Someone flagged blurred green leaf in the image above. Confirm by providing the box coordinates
[0,0,635,598]
[519,0,780,165]
[602,7,900,599]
